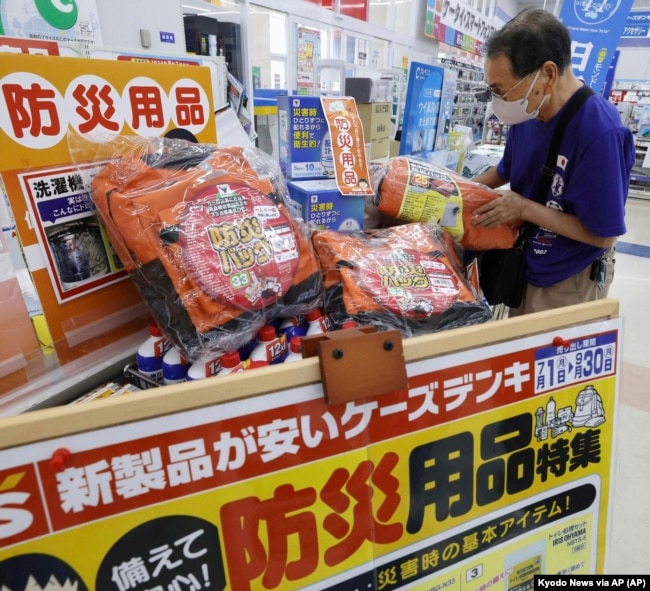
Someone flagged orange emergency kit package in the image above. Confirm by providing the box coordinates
[87,139,323,361]
[369,155,520,251]
[312,222,492,337]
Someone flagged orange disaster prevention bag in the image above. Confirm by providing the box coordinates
[91,141,323,361]
[369,156,519,251]
[312,223,492,337]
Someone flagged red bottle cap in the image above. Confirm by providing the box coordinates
[306,309,322,322]
[220,351,241,369]
[258,324,277,341]
[290,336,302,354]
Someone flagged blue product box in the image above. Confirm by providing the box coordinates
[287,179,365,231]
[278,94,335,179]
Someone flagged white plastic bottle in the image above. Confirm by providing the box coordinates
[305,309,331,335]
[249,324,287,365]
[283,336,304,363]
[135,322,170,384]
[162,346,191,385]
[186,355,222,381]
[218,351,248,375]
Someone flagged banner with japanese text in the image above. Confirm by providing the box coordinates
[0,52,217,388]
[425,0,497,56]
[0,317,620,589]
[619,10,650,47]
[559,0,635,94]
[320,96,373,197]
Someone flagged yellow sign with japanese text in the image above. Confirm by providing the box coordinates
[0,317,620,590]
[0,52,216,387]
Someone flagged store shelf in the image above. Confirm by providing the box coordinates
[629,138,650,201]
[437,56,486,142]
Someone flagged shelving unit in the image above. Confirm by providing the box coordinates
[629,138,650,201]
[437,56,487,142]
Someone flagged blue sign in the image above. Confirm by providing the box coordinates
[160,31,175,44]
[559,0,635,94]
[620,11,650,46]
[399,62,445,157]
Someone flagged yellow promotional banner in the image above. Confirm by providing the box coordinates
[0,52,216,384]
[0,318,620,589]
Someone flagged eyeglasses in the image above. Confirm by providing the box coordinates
[474,70,536,103]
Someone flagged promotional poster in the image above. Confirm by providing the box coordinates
[0,317,621,590]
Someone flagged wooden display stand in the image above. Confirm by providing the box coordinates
[0,300,622,590]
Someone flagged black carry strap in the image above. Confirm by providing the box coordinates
[520,84,595,242]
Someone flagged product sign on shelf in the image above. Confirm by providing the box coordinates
[0,317,621,589]
[620,10,650,45]
[0,52,217,377]
[399,62,446,158]
[320,96,374,197]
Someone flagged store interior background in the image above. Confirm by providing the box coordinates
[96,0,650,575]
[1,0,650,575]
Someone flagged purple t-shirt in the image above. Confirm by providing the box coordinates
[496,90,634,287]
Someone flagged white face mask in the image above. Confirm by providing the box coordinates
[491,69,548,125]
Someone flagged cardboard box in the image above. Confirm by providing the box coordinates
[357,102,392,142]
[277,94,334,180]
[287,179,365,231]
[368,138,390,161]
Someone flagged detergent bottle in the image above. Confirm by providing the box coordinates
[162,346,191,385]
[249,324,288,365]
[217,351,249,375]
[186,355,222,381]
[283,336,304,363]
[135,321,171,384]
[277,316,308,341]
[305,308,331,335]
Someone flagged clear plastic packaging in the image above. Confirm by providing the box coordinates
[367,155,520,251]
[312,222,492,337]
[77,136,323,362]
[277,316,308,341]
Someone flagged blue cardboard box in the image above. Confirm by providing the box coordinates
[278,94,335,179]
[287,179,365,231]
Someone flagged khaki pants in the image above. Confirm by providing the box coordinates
[508,246,616,317]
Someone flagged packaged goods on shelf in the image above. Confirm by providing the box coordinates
[81,138,324,363]
[311,222,492,337]
[368,155,519,251]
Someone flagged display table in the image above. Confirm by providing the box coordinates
[0,299,621,589]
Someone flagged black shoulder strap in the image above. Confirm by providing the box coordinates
[519,84,594,243]
[537,84,595,203]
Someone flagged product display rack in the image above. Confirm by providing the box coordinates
[629,138,650,201]
[437,56,487,142]
[0,300,623,587]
